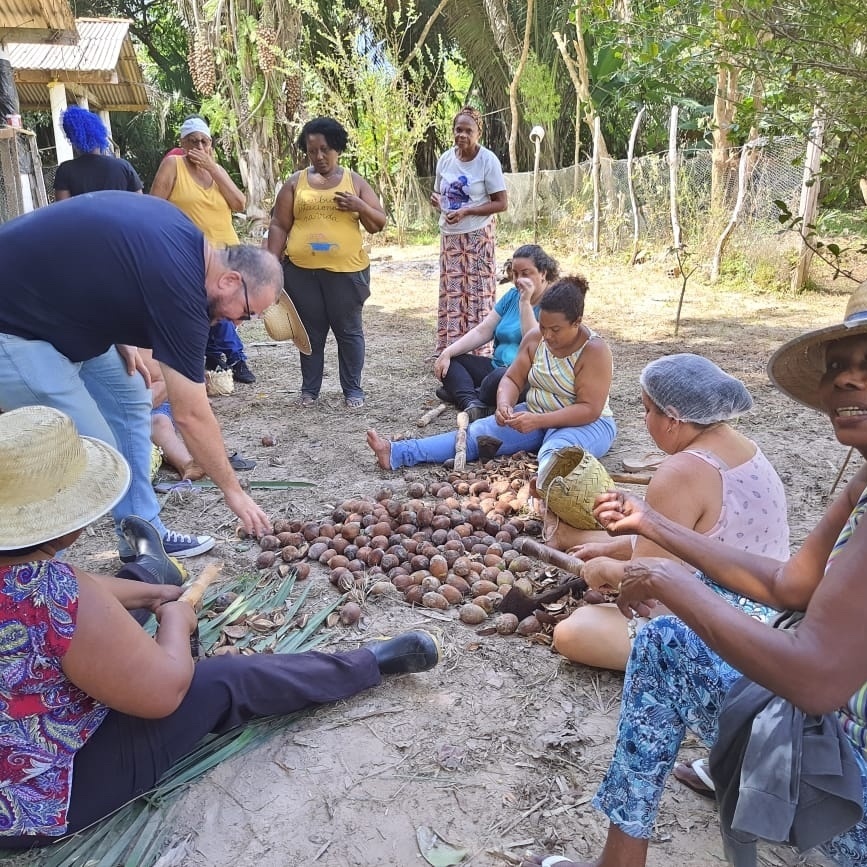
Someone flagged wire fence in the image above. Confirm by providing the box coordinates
[0,128,48,222]
[8,130,806,277]
[404,137,806,261]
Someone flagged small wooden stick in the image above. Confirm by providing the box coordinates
[416,402,449,427]
[830,446,855,497]
[513,537,584,575]
[179,561,223,608]
[610,471,653,486]
[454,411,469,471]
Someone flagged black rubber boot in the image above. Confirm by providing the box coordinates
[464,401,493,423]
[119,516,185,585]
[367,631,440,675]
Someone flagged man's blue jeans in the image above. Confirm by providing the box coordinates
[0,333,166,555]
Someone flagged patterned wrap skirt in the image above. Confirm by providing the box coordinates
[436,222,496,355]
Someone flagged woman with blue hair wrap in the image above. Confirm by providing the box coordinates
[53,106,142,200]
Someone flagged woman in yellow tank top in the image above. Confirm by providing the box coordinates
[150,116,255,384]
[266,117,386,409]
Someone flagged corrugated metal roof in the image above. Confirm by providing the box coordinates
[8,18,149,111]
[0,0,77,44]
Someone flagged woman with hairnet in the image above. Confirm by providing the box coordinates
[552,353,790,673]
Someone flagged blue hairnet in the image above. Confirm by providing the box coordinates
[640,354,752,424]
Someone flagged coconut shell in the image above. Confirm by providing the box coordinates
[459,603,488,625]
[429,554,448,578]
[517,615,541,636]
[255,550,276,569]
[259,534,280,551]
[404,585,425,605]
[496,613,520,635]
[420,575,441,593]
[446,574,471,595]
[422,591,449,610]
[474,595,494,613]
[340,602,362,626]
[439,584,463,605]
[392,573,414,592]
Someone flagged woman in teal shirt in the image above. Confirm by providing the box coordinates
[433,244,558,421]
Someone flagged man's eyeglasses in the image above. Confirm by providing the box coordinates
[240,276,252,321]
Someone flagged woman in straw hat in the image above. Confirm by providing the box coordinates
[0,406,438,845]
[521,285,867,866]
[551,354,790,674]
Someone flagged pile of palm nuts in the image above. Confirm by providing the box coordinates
[245,473,550,635]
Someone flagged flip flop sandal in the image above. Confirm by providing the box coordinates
[524,857,577,867]
[672,758,716,800]
[293,394,316,408]
[228,451,256,471]
[621,453,666,473]
[345,396,365,409]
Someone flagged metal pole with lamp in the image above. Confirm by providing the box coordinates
[529,125,545,242]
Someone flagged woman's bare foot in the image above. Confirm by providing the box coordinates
[366,429,392,470]
[181,460,206,481]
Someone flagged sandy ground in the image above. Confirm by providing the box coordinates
[61,243,860,867]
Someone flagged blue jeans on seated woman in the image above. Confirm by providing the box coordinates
[388,404,616,473]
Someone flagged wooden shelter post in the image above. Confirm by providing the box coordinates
[48,81,72,163]
[98,108,112,143]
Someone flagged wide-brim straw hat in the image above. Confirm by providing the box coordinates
[0,406,130,550]
[262,290,312,354]
[768,282,867,411]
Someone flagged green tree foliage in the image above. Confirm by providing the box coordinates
[518,52,561,134]
[301,0,453,241]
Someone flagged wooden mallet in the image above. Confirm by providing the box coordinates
[179,561,223,608]
[178,561,223,658]
[499,538,588,621]
[454,411,470,471]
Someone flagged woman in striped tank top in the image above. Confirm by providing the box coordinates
[367,275,616,472]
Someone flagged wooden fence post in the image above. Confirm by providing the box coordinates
[668,105,681,251]
[592,116,601,253]
[628,105,646,265]
[790,109,825,292]
[710,139,752,282]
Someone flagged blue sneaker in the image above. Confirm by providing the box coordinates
[161,529,215,559]
[119,520,215,563]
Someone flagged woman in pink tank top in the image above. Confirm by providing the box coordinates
[553,354,790,672]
